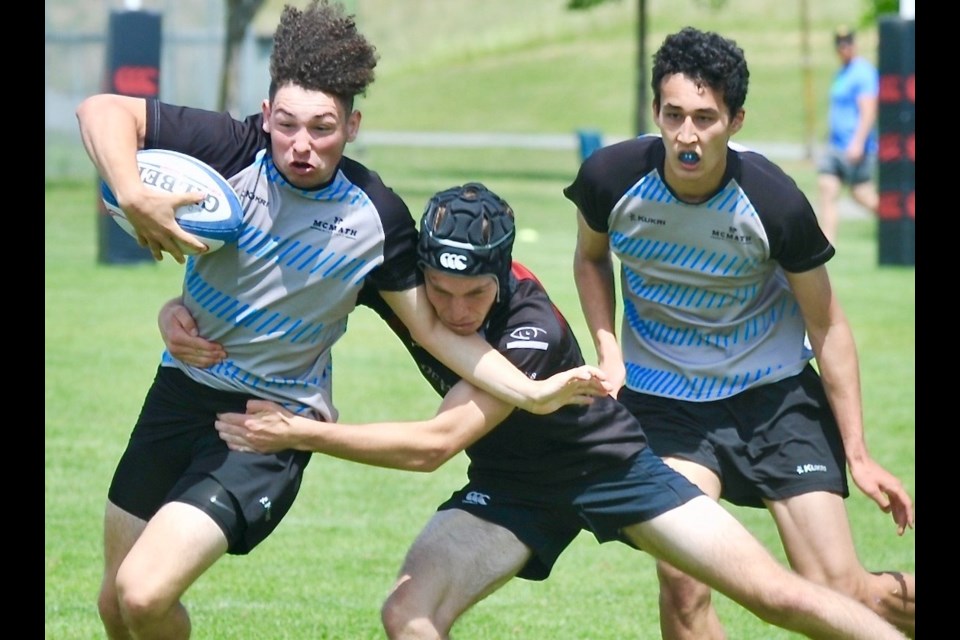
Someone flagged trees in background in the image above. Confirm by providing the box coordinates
[220,0,267,112]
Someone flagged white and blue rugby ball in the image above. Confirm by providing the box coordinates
[100,149,244,254]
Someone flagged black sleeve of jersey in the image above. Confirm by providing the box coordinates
[143,99,267,179]
[338,157,421,293]
[563,136,661,233]
[737,151,836,272]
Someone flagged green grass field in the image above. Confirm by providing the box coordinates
[46,2,913,638]
[45,171,914,640]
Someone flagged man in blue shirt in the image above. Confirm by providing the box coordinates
[816,26,880,244]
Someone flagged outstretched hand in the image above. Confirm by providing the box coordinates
[521,365,612,415]
[215,399,299,454]
[849,456,915,535]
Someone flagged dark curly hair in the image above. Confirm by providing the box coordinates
[268,0,379,110]
[651,27,749,117]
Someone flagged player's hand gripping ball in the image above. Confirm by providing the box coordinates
[100,149,243,253]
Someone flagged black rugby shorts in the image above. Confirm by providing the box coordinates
[618,364,848,509]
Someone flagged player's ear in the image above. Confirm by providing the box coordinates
[346,109,361,142]
[261,99,272,133]
[729,109,745,134]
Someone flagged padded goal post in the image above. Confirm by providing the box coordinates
[876,16,915,266]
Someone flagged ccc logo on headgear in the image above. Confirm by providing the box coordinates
[439,252,468,271]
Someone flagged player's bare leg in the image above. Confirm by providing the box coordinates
[627,495,907,639]
[769,492,915,638]
[111,502,228,640]
[656,560,726,640]
[655,457,726,640]
[381,509,530,640]
[98,502,147,639]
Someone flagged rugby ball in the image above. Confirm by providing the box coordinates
[100,149,244,254]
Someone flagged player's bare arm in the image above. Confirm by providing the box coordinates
[75,94,208,261]
[788,267,914,533]
[379,286,610,414]
[216,381,511,471]
[573,212,626,391]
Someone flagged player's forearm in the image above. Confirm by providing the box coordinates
[790,268,871,463]
[419,324,540,409]
[76,94,146,202]
[809,322,870,463]
[574,249,619,363]
[291,416,458,472]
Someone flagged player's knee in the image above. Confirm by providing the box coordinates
[381,589,413,638]
[114,569,173,631]
[657,561,713,615]
[96,584,127,635]
[381,596,432,640]
[381,586,450,639]
[380,594,401,638]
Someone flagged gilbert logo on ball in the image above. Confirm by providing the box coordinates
[100,149,244,254]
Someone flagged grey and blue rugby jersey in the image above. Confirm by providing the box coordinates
[563,135,835,402]
[144,100,419,422]
[359,262,647,487]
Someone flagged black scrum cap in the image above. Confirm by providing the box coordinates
[417,182,515,299]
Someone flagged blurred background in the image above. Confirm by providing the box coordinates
[45,0,908,180]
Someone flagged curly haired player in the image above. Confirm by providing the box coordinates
[75,3,607,638]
